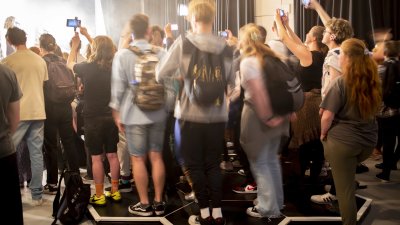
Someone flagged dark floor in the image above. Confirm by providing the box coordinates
[89,163,368,225]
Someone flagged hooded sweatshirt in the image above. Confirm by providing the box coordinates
[156,33,235,123]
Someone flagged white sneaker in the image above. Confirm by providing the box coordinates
[237,169,246,176]
[246,206,262,218]
[188,215,200,225]
[32,198,43,206]
[310,192,337,204]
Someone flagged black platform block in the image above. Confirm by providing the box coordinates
[88,170,371,225]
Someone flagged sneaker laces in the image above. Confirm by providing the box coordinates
[320,193,337,202]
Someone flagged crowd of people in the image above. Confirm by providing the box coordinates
[1,0,399,225]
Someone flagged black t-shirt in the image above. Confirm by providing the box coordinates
[0,64,22,157]
[73,62,112,118]
[297,51,324,92]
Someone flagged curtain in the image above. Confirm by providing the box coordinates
[101,0,254,44]
[294,0,399,49]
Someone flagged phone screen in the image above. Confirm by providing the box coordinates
[66,19,81,27]
[279,9,285,17]
[302,0,310,6]
[219,31,228,38]
[171,24,178,31]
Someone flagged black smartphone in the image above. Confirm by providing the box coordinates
[66,19,81,27]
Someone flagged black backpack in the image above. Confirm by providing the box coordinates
[382,58,400,108]
[44,54,76,103]
[129,46,165,111]
[52,170,90,225]
[262,54,304,115]
[183,38,230,106]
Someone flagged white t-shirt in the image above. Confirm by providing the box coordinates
[321,47,342,99]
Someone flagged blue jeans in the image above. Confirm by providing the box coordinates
[174,119,184,166]
[245,138,283,216]
[12,120,44,200]
[240,105,285,216]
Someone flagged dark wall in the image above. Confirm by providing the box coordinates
[294,0,400,49]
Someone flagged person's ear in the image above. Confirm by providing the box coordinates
[330,33,336,41]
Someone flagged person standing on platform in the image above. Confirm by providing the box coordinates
[110,13,167,216]
[319,38,381,225]
[238,23,289,219]
[69,32,121,206]
[157,1,234,224]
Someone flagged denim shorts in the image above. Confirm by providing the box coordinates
[125,122,165,156]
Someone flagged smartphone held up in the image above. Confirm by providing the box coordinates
[219,31,228,38]
[279,9,285,17]
[302,0,311,7]
[66,17,81,31]
[171,24,178,31]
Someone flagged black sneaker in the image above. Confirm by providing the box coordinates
[105,181,132,193]
[375,163,397,170]
[128,202,154,216]
[376,173,390,182]
[356,163,369,174]
[199,216,214,225]
[43,184,58,195]
[153,201,166,216]
[214,217,226,225]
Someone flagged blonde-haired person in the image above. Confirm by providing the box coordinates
[157,0,234,224]
[238,23,289,219]
[319,38,381,225]
[68,33,121,206]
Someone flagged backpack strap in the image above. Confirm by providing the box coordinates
[51,169,66,225]
[129,46,144,56]
[129,45,160,56]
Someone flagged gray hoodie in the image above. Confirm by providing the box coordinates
[156,33,235,123]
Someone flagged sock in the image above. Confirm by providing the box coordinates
[121,179,130,184]
[212,207,223,219]
[95,183,104,197]
[200,207,210,219]
[121,176,130,184]
[111,179,119,193]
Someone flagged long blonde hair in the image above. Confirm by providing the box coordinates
[88,36,116,71]
[341,38,382,119]
[239,23,277,65]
